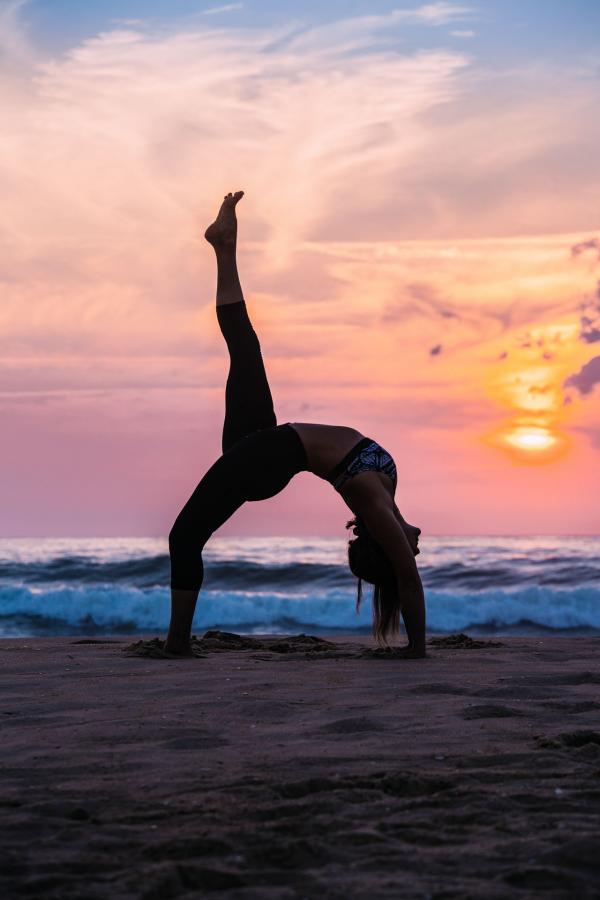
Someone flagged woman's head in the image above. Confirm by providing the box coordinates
[346,516,400,644]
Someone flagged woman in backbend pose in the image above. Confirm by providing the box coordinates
[166,191,425,657]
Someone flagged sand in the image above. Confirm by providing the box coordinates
[1,633,599,899]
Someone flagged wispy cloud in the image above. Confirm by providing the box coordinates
[451,29,475,38]
[201,3,243,15]
[0,10,471,286]
[417,3,473,24]
[0,0,32,65]
[282,3,472,55]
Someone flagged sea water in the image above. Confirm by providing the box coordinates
[0,535,598,638]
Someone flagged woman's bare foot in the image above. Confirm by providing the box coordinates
[204,191,244,250]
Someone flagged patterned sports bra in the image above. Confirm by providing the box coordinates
[325,437,397,493]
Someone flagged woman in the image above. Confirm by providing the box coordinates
[166,191,426,657]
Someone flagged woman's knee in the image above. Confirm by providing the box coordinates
[168,514,185,555]
[169,517,207,590]
[169,512,209,556]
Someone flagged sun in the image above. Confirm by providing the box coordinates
[483,422,569,463]
[504,426,557,452]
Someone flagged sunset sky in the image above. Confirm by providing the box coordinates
[2,0,599,537]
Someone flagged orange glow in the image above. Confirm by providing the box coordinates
[483,421,571,465]
[504,426,557,451]
[481,314,591,468]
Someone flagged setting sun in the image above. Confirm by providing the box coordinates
[483,421,570,464]
[504,426,557,452]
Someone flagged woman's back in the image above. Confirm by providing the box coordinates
[287,422,364,479]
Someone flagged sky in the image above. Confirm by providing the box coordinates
[1,0,599,537]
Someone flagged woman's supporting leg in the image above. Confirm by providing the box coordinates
[166,452,246,654]
[206,192,276,452]
[165,589,199,653]
[165,426,308,654]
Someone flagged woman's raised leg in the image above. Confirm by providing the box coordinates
[205,192,276,452]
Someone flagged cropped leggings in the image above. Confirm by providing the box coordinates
[169,301,307,590]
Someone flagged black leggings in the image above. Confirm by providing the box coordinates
[169,301,307,590]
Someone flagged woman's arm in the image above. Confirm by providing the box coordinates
[359,499,427,655]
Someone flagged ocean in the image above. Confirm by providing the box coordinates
[0,536,599,638]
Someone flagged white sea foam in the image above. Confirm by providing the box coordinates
[1,583,599,638]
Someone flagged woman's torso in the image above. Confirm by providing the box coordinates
[288,422,396,497]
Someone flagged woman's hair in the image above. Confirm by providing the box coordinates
[346,516,400,645]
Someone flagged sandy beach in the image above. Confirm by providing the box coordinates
[1,633,599,899]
